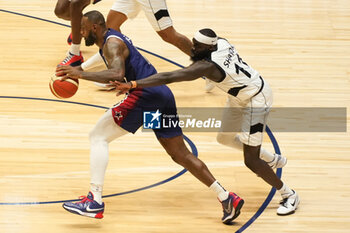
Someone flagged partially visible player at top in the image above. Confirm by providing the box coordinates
[112,28,300,216]
[54,0,215,91]
[54,0,102,66]
[56,10,243,224]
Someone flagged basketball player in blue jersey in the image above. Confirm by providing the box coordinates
[56,10,243,224]
[113,29,300,216]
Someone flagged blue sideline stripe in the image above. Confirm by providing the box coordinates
[0,96,108,110]
[0,96,197,205]
[136,47,185,69]
[0,9,70,28]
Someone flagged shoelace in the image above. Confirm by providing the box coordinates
[221,196,233,213]
[279,198,288,207]
[77,195,92,203]
[62,54,74,64]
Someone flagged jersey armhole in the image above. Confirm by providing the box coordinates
[106,35,124,43]
[204,58,226,82]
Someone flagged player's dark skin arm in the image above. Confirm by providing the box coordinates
[113,60,223,94]
[57,37,128,83]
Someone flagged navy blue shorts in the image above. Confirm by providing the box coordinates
[111,85,182,138]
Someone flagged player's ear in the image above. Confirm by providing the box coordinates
[92,23,98,31]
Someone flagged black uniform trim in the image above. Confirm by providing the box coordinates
[154,10,170,21]
[228,85,247,97]
[250,123,264,134]
[253,76,264,97]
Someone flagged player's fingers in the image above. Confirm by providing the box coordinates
[55,70,65,77]
[60,75,68,81]
[116,90,123,96]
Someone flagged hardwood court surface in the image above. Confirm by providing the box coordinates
[1,0,350,232]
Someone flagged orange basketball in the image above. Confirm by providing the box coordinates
[49,74,79,99]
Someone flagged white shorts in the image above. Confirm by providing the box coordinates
[111,0,173,31]
[221,81,273,146]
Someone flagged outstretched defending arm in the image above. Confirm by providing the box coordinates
[113,60,221,94]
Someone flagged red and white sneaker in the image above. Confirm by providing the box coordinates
[59,52,84,67]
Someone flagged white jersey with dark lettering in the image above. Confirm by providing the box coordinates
[208,38,265,102]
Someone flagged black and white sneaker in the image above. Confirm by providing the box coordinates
[268,153,287,169]
[277,190,300,216]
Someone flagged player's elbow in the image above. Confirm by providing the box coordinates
[109,70,125,83]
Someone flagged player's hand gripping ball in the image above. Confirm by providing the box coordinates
[49,74,79,99]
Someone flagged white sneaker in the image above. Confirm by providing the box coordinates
[93,82,116,91]
[205,78,215,92]
[277,190,300,216]
[268,153,287,169]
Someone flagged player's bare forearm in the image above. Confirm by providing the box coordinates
[136,69,200,88]
[80,69,124,83]
[57,65,124,83]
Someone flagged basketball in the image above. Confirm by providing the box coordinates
[49,74,79,99]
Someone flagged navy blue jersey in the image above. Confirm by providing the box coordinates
[99,29,182,138]
[99,28,157,81]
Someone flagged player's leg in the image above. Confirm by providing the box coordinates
[107,0,140,31]
[69,0,90,45]
[136,0,192,55]
[242,143,299,215]
[157,135,244,224]
[158,135,215,186]
[216,95,287,169]
[106,9,128,32]
[62,90,143,218]
[152,88,244,224]
[240,84,299,215]
[157,26,192,56]
[62,109,128,218]
[139,0,215,92]
[54,0,71,20]
[57,0,90,66]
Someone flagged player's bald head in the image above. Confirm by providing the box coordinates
[83,10,106,27]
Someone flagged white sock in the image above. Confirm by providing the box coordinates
[90,183,103,204]
[259,148,275,163]
[81,52,105,71]
[278,182,294,199]
[69,43,80,56]
[209,181,229,201]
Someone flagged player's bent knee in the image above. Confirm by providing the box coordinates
[89,129,106,143]
[70,0,90,10]
[243,158,257,172]
[157,27,176,43]
[54,6,68,19]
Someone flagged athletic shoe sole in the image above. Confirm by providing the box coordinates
[62,204,104,219]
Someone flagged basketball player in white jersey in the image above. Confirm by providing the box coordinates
[112,28,300,216]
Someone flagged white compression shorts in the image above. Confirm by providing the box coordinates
[111,0,173,31]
